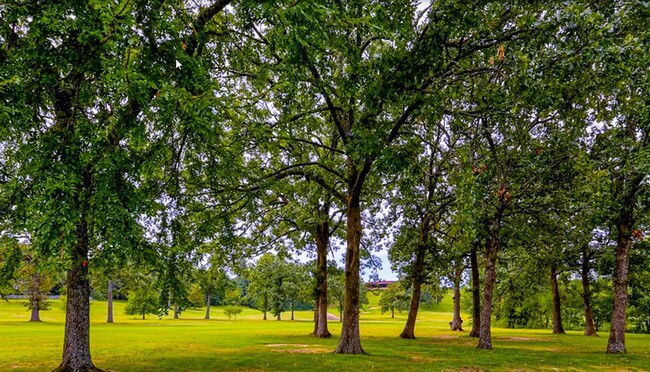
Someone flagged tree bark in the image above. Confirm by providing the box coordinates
[607,222,633,353]
[451,264,464,331]
[29,272,42,322]
[469,244,481,338]
[315,219,332,338]
[399,217,429,339]
[335,194,364,354]
[580,247,598,336]
[54,219,99,371]
[173,303,180,319]
[263,295,267,320]
[204,292,211,320]
[291,301,295,321]
[312,300,319,334]
[106,280,113,324]
[551,265,565,334]
[276,312,281,321]
[477,219,500,349]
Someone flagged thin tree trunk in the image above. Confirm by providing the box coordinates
[204,292,211,320]
[607,222,633,353]
[551,265,565,334]
[173,303,179,319]
[477,219,500,349]
[54,219,98,371]
[400,217,428,339]
[451,264,464,331]
[313,300,319,334]
[335,194,364,354]
[581,247,598,336]
[469,244,481,338]
[142,307,145,320]
[106,280,113,324]
[276,313,281,321]
[263,295,267,320]
[29,272,41,322]
[315,219,332,338]
[291,301,295,321]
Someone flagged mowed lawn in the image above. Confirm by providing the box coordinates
[1,293,649,371]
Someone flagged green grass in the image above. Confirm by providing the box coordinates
[1,295,649,371]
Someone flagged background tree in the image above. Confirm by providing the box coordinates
[379,283,410,319]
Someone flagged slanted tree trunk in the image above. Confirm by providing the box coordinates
[29,272,42,322]
[450,264,464,331]
[551,265,565,334]
[335,193,364,354]
[173,303,180,319]
[204,292,211,320]
[106,280,113,324]
[54,218,98,371]
[607,220,633,353]
[581,247,598,336]
[400,217,429,339]
[477,217,501,349]
[315,219,332,338]
[469,244,481,338]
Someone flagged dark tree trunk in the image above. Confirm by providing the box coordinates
[469,244,481,338]
[106,280,113,324]
[477,219,500,349]
[581,247,598,336]
[29,272,42,322]
[315,219,331,338]
[391,308,395,318]
[551,265,565,334]
[400,217,429,339]
[263,295,267,320]
[276,312,281,321]
[451,264,464,331]
[607,222,633,353]
[335,194,364,354]
[142,307,145,320]
[54,219,99,371]
[291,301,295,321]
[204,292,211,320]
[173,303,179,319]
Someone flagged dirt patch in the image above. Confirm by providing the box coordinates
[499,337,547,341]
[265,344,331,354]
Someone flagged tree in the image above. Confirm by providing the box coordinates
[124,275,159,320]
[247,253,277,320]
[223,306,243,320]
[379,283,409,319]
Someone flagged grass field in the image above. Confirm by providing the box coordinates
[1,293,649,371]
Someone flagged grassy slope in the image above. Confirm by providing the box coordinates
[1,293,648,371]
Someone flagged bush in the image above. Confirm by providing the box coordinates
[223,306,243,320]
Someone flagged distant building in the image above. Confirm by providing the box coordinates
[365,280,396,290]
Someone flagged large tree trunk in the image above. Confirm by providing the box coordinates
[204,292,211,320]
[29,272,42,322]
[581,247,598,336]
[550,265,566,334]
[312,300,319,334]
[469,244,481,338]
[607,222,633,353]
[477,219,500,349]
[106,280,113,324]
[335,195,364,354]
[315,219,332,338]
[54,219,99,371]
[450,264,464,331]
[400,217,429,339]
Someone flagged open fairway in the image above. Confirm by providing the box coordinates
[1,295,649,371]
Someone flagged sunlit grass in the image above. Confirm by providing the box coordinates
[1,295,648,371]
